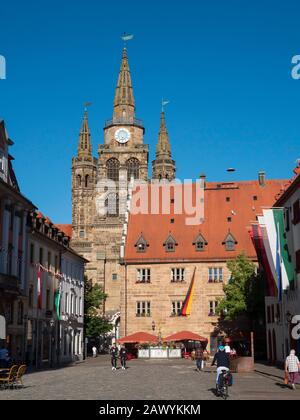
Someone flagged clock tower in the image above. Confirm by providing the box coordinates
[98,47,149,184]
[84,47,149,318]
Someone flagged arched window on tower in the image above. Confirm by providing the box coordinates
[76,175,82,188]
[85,174,89,188]
[106,158,120,182]
[105,193,119,217]
[127,158,140,181]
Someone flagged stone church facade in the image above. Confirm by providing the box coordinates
[67,47,285,349]
[70,48,175,334]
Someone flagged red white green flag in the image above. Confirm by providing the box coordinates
[37,266,42,309]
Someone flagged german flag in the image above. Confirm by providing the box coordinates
[181,267,196,316]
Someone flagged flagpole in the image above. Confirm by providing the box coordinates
[276,220,286,361]
[35,264,40,369]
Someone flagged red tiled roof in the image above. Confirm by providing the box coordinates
[36,212,53,224]
[124,180,286,263]
[118,332,158,344]
[56,224,73,238]
[275,163,300,205]
[164,331,208,342]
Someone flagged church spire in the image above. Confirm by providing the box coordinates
[113,48,135,122]
[156,112,171,157]
[152,111,176,181]
[78,107,92,158]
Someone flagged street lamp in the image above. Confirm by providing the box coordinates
[286,311,293,323]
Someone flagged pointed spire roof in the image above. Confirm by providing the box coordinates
[113,48,135,121]
[156,112,171,157]
[78,108,92,158]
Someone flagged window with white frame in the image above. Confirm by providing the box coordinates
[172,301,183,316]
[136,268,151,283]
[74,296,77,315]
[79,297,82,316]
[171,268,185,282]
[208,267,223,283]
[209,301,219,316]
[65,293,69,314]
[136,301,151,317]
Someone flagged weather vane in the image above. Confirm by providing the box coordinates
[161,98,170,113]
[84,102,92,112]
[121,33,134,48]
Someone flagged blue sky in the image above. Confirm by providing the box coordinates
[0,0,300,223]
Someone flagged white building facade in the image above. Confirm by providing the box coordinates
[265,164,300,363]
[59,248,85,363]
[25,213,86,367]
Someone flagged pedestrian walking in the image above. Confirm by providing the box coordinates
[120,346,127,370]
[92,346,97,358]
[110,344,118,371]
[195,346,204,371]
[285,350,300,390]
[202,348,210,368]
[0,346,10,368]
[224,343,231,354]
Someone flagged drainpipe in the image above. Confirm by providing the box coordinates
[125,264,128,337]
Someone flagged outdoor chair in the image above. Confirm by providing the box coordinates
[14,365,27,388]
[0,365,18,389]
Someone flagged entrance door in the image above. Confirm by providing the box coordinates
[272,330,277,363]
[268,330,272,362]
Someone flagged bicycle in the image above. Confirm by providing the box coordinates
[216,370,231,400]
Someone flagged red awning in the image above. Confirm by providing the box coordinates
[118,332,158,344]
[164,331,208,342]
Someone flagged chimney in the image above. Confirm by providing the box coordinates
[200,173,206,188]
[258,171,266,187]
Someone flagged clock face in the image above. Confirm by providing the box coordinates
[115,128,131,144]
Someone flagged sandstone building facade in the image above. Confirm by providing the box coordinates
[121,180,286,351]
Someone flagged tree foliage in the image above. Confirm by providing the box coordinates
[216,253,265,322]
[84,279,113,338]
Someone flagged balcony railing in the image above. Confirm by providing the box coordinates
[104,117,144,128]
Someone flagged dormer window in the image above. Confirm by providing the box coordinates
[167,242,175,252]
[193,233,208,252]
[164,234,177,253]
[223,232,237,251]
[138,243,146,252]
[135,234,149,253]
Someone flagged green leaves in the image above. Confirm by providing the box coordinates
[84,278,112,338]
[85,315,112,338]
[216,253,261,321]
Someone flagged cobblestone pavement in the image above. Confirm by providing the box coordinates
[0,356,299,400]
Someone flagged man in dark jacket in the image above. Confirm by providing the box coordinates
[120,346,127,370]
[211,346,230,384]
[110,345,118,371]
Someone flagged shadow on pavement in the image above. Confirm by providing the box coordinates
[208,387,219,398]
[275,382,294,391]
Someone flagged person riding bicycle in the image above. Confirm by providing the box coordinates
[211,345,230,387]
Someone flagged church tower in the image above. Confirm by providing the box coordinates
[152,111,176,181]
[98,47,149,184]
[78,47,149,319]
[72,108,97,240]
